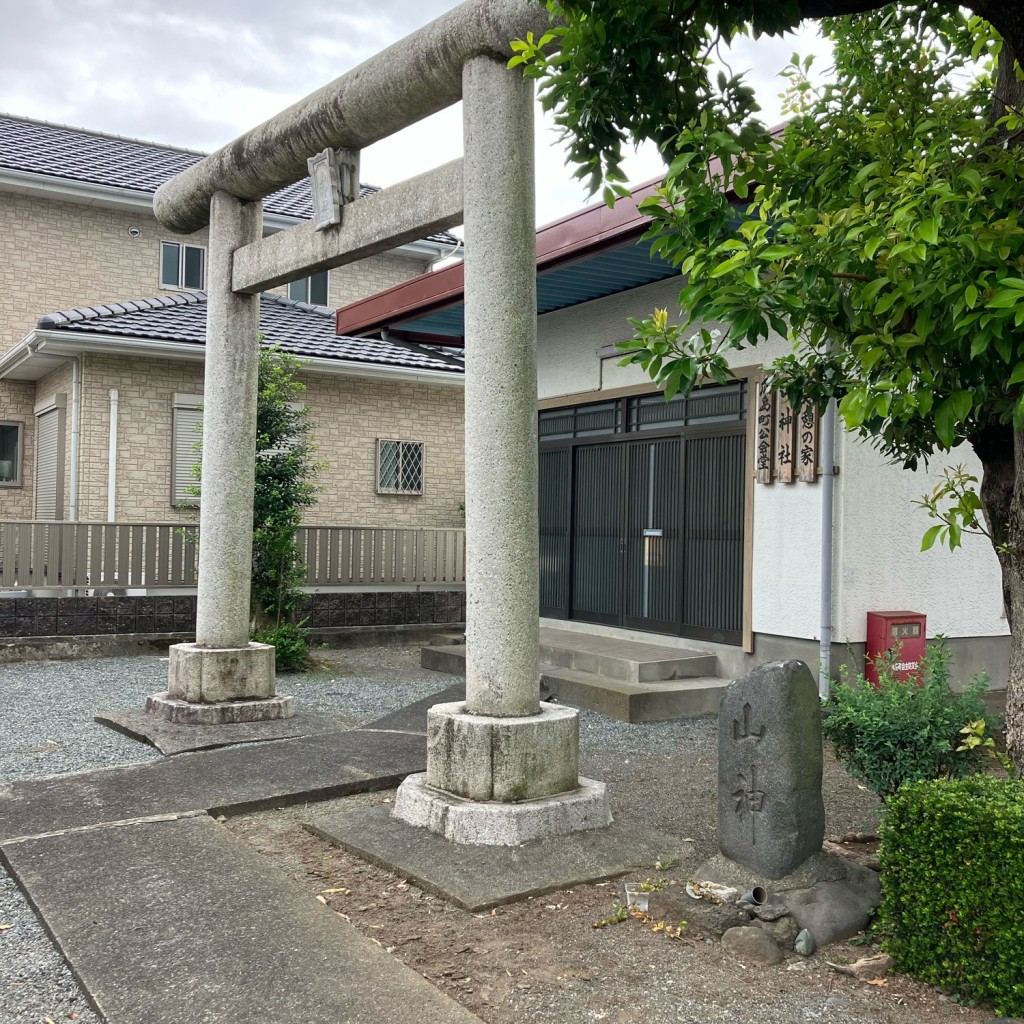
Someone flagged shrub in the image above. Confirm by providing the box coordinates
[252,620,312,672]
[822,640,996,800]
[879,776,1024,1015]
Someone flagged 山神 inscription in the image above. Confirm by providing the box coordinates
[732,765,766,844]
[732,702,765,744]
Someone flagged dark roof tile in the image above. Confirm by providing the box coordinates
[37,292,463,376]
[0,114,458,246]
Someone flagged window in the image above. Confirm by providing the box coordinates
[34,394,66,520]
[161,241,206,290]
[288,270,329,306]
[377,439,423,495]
[172,394,203,504]
[0,422,22,485]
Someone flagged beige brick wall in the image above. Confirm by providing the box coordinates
[302,371,465,527]
[0,379,35,520]
[74,354,464,527]
[0,189,432,357]
[1,184,443,524]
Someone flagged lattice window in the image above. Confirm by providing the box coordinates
[376,439,424,495]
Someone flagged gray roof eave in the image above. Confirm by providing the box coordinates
[7,329,463,386]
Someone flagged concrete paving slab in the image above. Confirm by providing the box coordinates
[95,709,356,755]
[0,814,481,1024]
[358,683,464,736]
[0,728,426,842]
[304,801,695,911]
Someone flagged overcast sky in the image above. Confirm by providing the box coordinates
[0,0,827,227]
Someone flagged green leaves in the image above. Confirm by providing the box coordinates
[880,775,1024,1015]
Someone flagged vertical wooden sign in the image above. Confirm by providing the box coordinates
[755,381,775,484]
[775,396,796,484]
[798,404,820,483]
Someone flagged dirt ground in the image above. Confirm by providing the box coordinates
[222,663,1000,1024]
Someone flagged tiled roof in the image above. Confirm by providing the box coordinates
[37,292,464,375]
[0,114,458,245]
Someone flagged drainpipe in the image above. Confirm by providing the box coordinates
[68,357,81,521]
[107,388,119,521]
[818,397,837,700]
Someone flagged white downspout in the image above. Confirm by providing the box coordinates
[107,388,119,521]
[818,397,837,700]
[68,357,81,521]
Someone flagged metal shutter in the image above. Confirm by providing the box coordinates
[172,405,203,503]
[34,409,60,520]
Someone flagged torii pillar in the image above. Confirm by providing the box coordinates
[391,55,611,844]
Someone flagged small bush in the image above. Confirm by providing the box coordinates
[880,776,1024,1015]
[252,620,311,672]
[822,640,996,800]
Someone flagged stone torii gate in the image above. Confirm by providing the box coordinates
[152,0,610,845]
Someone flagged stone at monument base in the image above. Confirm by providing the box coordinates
[393,772,611,845]
[694,850,881,948]
[168,641,276,703]
[145,692,295,726]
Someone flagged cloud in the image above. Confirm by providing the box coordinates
[0,1,831,224]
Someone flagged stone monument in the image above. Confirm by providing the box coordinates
[718,660,824,878]
[695,660,880,951]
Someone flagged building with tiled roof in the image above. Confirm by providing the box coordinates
[0,113,465,528]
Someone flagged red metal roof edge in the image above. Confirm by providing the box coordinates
[336,174,665,337]
[334,121,788,338]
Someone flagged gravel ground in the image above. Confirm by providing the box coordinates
[0,644,992,1024]
[0,643,461,1023]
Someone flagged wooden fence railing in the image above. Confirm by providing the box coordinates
[0,522,466,591]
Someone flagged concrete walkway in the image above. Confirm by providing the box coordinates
[0,685,478,1023]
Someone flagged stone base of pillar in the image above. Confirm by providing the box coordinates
[145,691,294,725]
[393,772,611,845]
[147,640,291,725]
[425,701,582,801]
[167,641,276,702]
[393,700,612,845]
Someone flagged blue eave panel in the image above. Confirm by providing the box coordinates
[396,236,678,338]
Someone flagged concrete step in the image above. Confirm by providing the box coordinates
[540,667,728,723]
[538,632,716,684]
[420,643,728,722]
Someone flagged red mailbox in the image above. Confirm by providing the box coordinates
[866,610,927,685]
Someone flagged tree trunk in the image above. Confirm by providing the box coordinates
[1005,431,1024,771]
[973,424,1024,772]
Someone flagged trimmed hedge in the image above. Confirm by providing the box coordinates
[880,776,1024,1015]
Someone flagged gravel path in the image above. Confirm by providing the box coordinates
[0,644,460,1023]
[0,644,904,1024]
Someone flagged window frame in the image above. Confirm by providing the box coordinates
[0,420,23,487]
[376,438,424,496]
[160,241,207,291]
[171,393,203,506]
[287,269,330,306]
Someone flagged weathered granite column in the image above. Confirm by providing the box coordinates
[151,192,290,724]
[393,55,609,844]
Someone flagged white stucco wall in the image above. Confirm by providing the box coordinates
[536,275,1008,646]
[834,433,1006,643]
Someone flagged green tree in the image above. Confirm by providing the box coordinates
[250,347,319,632]
[514,1,1024,769]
